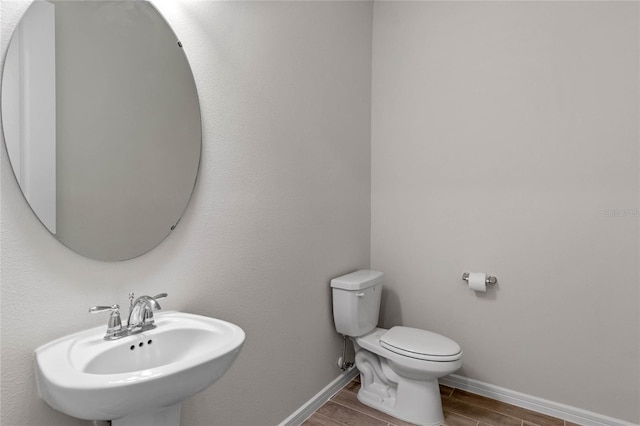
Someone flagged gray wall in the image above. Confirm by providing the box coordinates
[1,1,372,425]
[371,1,639,423]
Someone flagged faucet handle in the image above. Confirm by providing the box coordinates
[89,304,120,314]
[89,304,124,340]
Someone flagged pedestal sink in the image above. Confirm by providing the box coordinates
[35,311,245,426]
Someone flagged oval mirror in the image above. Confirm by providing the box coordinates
[1,0,201,261]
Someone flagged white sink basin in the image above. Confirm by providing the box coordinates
[35,311,245,425]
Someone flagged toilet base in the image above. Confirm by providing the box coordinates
[350,327,461,426]
[357,376,444,426]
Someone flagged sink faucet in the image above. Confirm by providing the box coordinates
[127,293,166,331]
[90,292,167,340]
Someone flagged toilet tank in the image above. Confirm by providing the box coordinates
[331,270,383,337]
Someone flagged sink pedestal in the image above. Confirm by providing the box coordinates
[113,403,181,426]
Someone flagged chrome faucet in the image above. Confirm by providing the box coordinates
[88,304,126,340]
[127,292,167,331]
[90,292,167,340]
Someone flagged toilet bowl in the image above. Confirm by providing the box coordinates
[354,328,461,425]
[331,270,462,426]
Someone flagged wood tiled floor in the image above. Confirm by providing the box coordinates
[303,375,577,426]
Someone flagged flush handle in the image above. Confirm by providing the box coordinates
[356,292,365,297]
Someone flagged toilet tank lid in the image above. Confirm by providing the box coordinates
[330,270,383,291]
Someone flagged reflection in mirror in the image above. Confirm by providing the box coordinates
[1,0,201,261]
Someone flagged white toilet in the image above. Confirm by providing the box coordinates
[331,270,462,426]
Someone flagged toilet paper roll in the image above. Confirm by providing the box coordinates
[468,272,487,293]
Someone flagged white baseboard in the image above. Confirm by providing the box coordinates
[440,374,639,426]
[279,367,359,426]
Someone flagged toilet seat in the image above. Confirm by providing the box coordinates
[356,328,462,381]
[380,326,461,362]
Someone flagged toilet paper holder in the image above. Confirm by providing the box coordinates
[462,272,497,285]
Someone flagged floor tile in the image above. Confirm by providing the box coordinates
[440,385,455,397]
[312,377,568,426]
[342,380,361,393]
[316,400,388,426]
[442,396,522,426]
[303,412,348,426]
[443,410,479,426]
[451,390,563,426]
